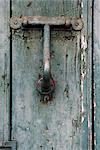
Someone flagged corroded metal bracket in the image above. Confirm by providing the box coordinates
[0,141,17,149]
[10,16,83,101]
[10,16,83,31]
[36,25,55,100]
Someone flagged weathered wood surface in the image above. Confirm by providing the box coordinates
[94,0,100,149]
[0,0,10,141]
[11,0,91,149]
[82,0,93,149]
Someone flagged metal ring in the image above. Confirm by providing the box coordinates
[37,77,55,95]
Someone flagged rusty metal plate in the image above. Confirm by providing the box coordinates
[10,16,83,31]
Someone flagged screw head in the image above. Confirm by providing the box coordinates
[72,19,83,31]
[10,17,22,29]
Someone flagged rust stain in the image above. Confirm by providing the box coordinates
[27,1,32,7]
[2,74,7,80]
[40,94,53,104]
[72,119,80,131]
[64,84,69,98]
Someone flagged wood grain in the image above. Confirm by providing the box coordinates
[0,0,10,141]
[94,0,100,149]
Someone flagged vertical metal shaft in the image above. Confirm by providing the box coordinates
[42,24,51,93]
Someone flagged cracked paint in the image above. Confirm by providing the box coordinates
[81,34,87,123]
[80,1,87,124]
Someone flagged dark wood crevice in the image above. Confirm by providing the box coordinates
[9,0,12,141]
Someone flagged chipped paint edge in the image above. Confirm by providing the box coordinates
[81,0,93,149]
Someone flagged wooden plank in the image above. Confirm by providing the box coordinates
[0,0,10,141]
[80,2,88,149]
[11,0,91,149]
[11,0,79,17]
[94,0,100,149]
[81,0,93,149]
[87,1,93,149]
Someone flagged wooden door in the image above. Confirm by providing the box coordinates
[94,0,100,149]
[0,0,93,150]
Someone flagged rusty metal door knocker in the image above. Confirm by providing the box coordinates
[36,25,55,101]
[10,16,83,101]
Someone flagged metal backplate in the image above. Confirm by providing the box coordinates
[10,16,83,31]
[0,141,17,150]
